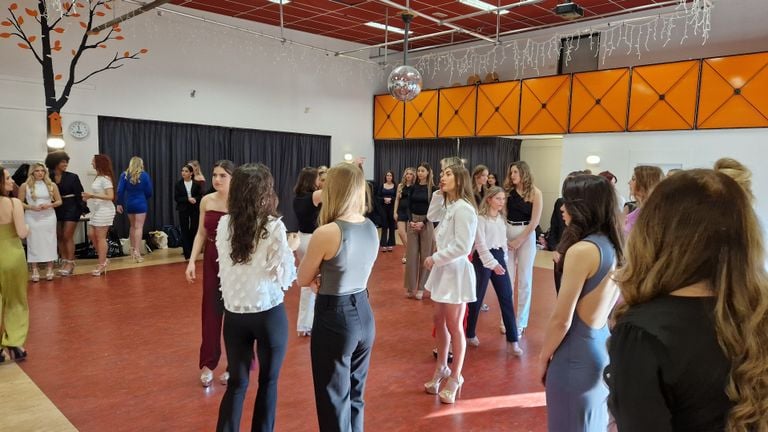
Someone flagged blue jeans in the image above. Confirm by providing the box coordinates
[468,249,519,342]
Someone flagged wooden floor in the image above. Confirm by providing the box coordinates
[5,246,558,431]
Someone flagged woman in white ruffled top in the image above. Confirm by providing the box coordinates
[18,163,61,282]
[423,162,478,405]
[214,163,299,432]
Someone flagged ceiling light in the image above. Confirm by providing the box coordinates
[459,0,509,15]
[47,137,66,149]
[365,22,412,35]
[266,0,290,4]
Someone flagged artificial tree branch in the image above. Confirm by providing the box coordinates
[7,7,43,64]
[47,1,76,30]
[73,51,140,84]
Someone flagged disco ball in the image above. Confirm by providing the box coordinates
[387,65,423,102]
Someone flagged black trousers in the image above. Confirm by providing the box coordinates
[379,203,396,247]
[178,208,199,259]
[217,304,288,432]
[311,291,376,432]
[468,249,519,342]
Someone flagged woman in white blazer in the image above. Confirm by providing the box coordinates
[422,162,478,405]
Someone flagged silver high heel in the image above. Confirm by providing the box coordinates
[424,366,451,394]
[132,248,144,263]
[91,260,109,276]
[58,259,74,276]
[200,369,213,387]
[439,376,464,404]
[31,268,40,283]
[219,371,229,385]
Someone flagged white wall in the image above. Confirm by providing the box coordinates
[561,129,768,219]
[520,138,563,231]
[0,3,382,180]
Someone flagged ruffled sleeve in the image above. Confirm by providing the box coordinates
[606,321,674,432]
[264,218,297,290]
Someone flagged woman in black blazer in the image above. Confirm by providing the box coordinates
[175,164,203,260]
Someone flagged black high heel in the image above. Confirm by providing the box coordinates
[8,347,27,362]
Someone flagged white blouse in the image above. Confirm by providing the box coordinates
[216,215,296,313]
[473,213,508,270]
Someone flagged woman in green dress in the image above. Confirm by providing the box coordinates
[0,165,30,362]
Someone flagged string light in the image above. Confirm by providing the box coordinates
[401,0,712,83]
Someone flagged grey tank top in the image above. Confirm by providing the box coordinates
[319,219,378,296]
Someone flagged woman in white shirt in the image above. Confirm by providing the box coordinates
[215,163,298,432]
[423,163,478,404]
[81,155,116,276]
[466,186,524,355]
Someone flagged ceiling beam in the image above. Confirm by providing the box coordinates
[441,0,544,24]
[373,0,496,43]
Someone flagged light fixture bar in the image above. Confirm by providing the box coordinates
[459,0,509,14]
[365,21,412,35]
[267,0,291,4]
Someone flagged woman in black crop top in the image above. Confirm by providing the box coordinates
[607,169,768,432]
[404,163,436,300]
[293,167,323,337]
[502,161,543,337]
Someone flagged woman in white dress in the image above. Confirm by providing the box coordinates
[82,155,116,276]
[18,163,61,282]
[423,162,478,404]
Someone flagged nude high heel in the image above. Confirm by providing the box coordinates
[91,260,109,276]
[438,376,464,404]
[31,268,40,283]
[200,368,213,387]
[424,366,451,395]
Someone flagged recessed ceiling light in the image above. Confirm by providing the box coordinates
[267,0,290,4]
[365,21,413,35]
[459,0,509,15]
[432,12,448,18]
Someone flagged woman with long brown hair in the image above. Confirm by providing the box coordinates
[0,165,30,362]
[624,165,663,235]
[503,161,543,337]
[18,163,61,281]
[423,163,478,404]
[607,169,768,431]
[404,163,436,300]
[82,155,116,276]
[185,160,235,387]
[215,163,297,432]
[539,175,624,431]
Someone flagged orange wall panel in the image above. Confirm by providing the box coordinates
[698,52,768,129]
[438,86,477,137]
[476,81,520,136]
[520,75,571,135]
[373,95,404,139]
[405,90,438,138]
[628,60,699,131]
[570,69,629,133]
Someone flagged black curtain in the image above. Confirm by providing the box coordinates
[374,137,520,185]
[98,116,330,238]
[373,138,458,185]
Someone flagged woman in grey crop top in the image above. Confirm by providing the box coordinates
[298,162,378,432]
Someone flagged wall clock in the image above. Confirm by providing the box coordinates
[68,120,90,139]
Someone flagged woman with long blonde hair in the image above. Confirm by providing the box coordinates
[607,169,768,432]
[503,161,543,337]
[18,163,61,282]
[393,167,415,264]
[297,163,378,431]
[116,156,153,262]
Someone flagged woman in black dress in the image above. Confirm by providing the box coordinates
[377,170,397,252]
[607,169,768,432]
[45,151,85,276]
[174,164,203,260]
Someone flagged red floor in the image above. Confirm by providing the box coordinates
[21,246,555,431]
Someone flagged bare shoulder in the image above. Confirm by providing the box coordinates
[314,222,340,238]
[566,241,600,265]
